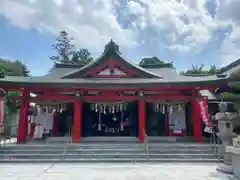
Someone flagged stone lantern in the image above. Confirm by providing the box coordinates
[215,102,238,174]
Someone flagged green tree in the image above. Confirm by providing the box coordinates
[221,69,240,102]
[0,58,30,112]
[51,30,94,65]
[50,30,75,64]
[139,57,174,68]
[185,65,204,74]
[181,64,220,75]
[208,65,220,75]
[71,48,93,65]
[0,59,30,77]
[139,57,165,65]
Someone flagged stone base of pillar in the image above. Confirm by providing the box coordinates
[227,145,240,178]
[217,163,233,174]
[217,148,234,174]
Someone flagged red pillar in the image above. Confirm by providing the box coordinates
[192,100,202,143]
[138,99,145,142]
[72,100,82,143]
[17,90,29,143]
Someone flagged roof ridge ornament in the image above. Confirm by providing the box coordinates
[104,39,121,54]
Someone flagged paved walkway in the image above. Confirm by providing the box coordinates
[0,163,236,180]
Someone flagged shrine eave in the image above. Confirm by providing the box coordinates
[0,76,229,89]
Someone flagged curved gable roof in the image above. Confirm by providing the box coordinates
[220,58,240,75]
[61,40,163,79]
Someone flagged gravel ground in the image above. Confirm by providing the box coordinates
[0,163,236,180]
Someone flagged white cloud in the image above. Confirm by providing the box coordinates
[0,0,240,66]
[215,0,240,64]
[126,0,240,64]
[127,1,145,15]
[0,0,137,53]
[129,0,221,53]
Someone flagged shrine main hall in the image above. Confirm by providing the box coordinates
[0,40,229,143]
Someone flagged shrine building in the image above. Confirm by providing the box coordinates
[0,40,230,143]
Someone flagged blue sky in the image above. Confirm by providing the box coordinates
[0,0,240,76]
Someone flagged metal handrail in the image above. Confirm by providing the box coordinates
[209,125,221,160]
[143,128,148,158]
[63,131,72,158]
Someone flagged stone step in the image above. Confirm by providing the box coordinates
[0,148,216,154]
[46,137,139,143]
[147,136,209,142]
[1,144,218,151]
[0,153,217,159]
[0,140,220,164]
[0,158,220,163]
[0,148,215,155]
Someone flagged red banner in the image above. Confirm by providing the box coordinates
[0,98,4,134]
[198,98,211,133]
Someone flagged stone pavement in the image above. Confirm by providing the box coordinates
[0,163,237,180]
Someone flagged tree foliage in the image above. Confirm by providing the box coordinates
[0,59,29,77]
[139,57,174,68]
[0,58,30,112]
[181,64,220,75]
[50,31,75,64]
[71,48,93,65]
[51,30,93,65]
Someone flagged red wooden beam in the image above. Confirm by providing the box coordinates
[15,94,75,101]
[145,94,194,101]
[85,94,138,101]
[91,74,132,78]
[1,82,228,93]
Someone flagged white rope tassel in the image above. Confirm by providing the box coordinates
[98,111,102,131]
[95,104,98,112]
[112,104,115,114]
[116,104,119,112]
[100,104,103,113]
[159,104,162,113]
[162,105,165,113]
[121,110,124,131]
[91,103,95,111]
[124,104,127,111]
[120,104,123,111]
[169,105,173,114]
[178,104,181,112]
[104,104,106,114]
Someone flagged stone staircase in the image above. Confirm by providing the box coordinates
[0,137,220,163]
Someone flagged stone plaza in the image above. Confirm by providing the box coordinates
[0,163,236,180]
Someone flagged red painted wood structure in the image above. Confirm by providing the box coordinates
[0,40,229,143]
